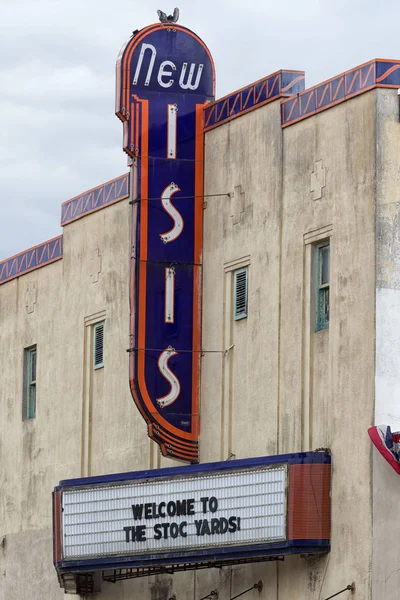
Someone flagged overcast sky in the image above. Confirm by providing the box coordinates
[1,0,399,259]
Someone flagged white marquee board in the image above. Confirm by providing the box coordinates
[61,465,287,559]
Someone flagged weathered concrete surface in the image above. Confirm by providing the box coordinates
[280,91,375,600]
[0,198,152,597]
[203,90,376,599]
[372,88,400,600]
[0,529,78,600]
[202,100,283,465]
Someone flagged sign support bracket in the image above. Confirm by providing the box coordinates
[230,581,263,600]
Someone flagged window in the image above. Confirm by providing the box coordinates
[234,267,248,320]
[23,346,37,419]
[94,321,104,369]
[316,242,330,331]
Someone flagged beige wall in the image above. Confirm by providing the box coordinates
[372,88,400,599]
[202,100,283,465]
[0,260,67,599]
[202,90,376,599]
[280,91,375,600]
[0,198,154,599]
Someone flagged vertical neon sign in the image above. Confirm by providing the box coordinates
[116,20,215,462]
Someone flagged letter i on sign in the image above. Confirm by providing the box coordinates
[165,267,175,323]
[167,104,178,159]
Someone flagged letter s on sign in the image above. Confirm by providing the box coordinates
[158,61,176,88]
[154,524,162,540]
[156,348,181,408]
[160,183,184,244]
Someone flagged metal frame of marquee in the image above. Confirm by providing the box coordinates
[102,555,285,583]
[57,549,329,594]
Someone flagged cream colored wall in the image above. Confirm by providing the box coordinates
[60,203,150,478]
[280,92,375,600]
[372,88,400,599]
[0,198,154,599]
[202,101,283,466]
[202,91,376,599]
[0,260,68,599]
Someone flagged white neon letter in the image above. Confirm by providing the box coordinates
[158,60,176,88]
[156,347,180,408]
[179,62,204,90]
[165,267,175,323]
[133,43,157,86]
[167,104,178,159]
[160,183,184,244]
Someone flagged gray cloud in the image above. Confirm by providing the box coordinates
[1,0,399,258]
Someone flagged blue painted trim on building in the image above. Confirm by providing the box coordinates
[60,173,129,226]
[57,451,330,489]
[204,70,305,131]
[56,540,330,571]
[0,236,63,286]
[281,59,400,127]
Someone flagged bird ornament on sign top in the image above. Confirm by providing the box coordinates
[157,7,179,23]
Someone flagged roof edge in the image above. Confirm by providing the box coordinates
[0,235,63,286]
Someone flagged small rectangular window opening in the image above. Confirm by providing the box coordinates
[316,243,330,331]
[24,346,37,420]
[234,267,248,321]
[94,321,105,369]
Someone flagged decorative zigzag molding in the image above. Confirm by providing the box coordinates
[61,173,129,226]
[0,236,63,285]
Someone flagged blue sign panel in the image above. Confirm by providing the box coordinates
[116,21,215,462]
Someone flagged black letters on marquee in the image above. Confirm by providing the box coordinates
[123,496,241,543]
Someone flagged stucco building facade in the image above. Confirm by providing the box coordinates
[1,18,400,600]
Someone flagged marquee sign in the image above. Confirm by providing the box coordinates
[53,452,331,592]
[61,465,286,560]
[116,19,215,462]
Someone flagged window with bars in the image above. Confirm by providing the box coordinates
[316,242,330,331]
[23,346,37,420]
[94,321,105,369]
[234,267,249,321]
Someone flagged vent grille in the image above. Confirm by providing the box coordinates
[234,268,248,320]
[94,322,104,369]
